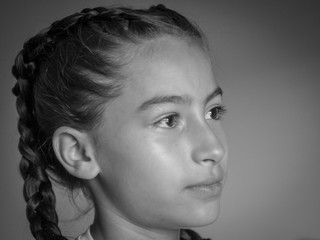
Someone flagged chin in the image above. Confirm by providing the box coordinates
[179,198,221,228]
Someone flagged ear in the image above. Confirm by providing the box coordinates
[52,126,100,179]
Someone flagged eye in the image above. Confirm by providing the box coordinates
[154,114,180,128]
[205,105,227,120]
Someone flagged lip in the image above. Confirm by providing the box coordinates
[186,177,224,198]
[190,177,224,186]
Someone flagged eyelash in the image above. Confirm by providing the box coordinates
[154,105,227,129]
[154,114,180,128]
[205,105,227,121]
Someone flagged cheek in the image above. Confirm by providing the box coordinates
[99,129,187,193]
[122,133,186,183]
[97,132,191,223]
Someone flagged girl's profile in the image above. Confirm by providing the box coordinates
[12,4,227,240]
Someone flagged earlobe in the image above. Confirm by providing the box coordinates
[52,127,100,179]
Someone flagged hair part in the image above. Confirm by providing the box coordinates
[12,4,207,240]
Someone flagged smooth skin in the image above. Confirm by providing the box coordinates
[54,35,228,240]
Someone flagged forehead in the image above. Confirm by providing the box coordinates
[124,36,216,98]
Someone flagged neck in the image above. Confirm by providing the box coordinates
[91,209,180,240]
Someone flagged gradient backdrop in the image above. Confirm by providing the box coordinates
[1,1,319,239]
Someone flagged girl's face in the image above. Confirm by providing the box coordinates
[92,36,228,229]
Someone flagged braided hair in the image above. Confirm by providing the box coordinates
[12,5,206,240]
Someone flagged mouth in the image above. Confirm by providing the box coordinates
[186,178,224,198]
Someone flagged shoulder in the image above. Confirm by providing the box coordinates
[181,229,211,240]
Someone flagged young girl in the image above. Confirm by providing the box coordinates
[12,4,228,240]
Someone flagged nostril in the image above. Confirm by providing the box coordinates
[203,158,217,164]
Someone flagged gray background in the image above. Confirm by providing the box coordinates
[1,0,320,239]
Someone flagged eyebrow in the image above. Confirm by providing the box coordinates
[137,86,223,112]
[204,86,223,105]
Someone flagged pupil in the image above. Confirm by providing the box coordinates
[212,109,217,119]
[166,116,175,126]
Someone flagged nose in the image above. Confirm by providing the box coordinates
[189,121,226,165]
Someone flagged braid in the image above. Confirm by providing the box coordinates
[11,8,132,240]
[12,49,67,240]
[12,5,206,240]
